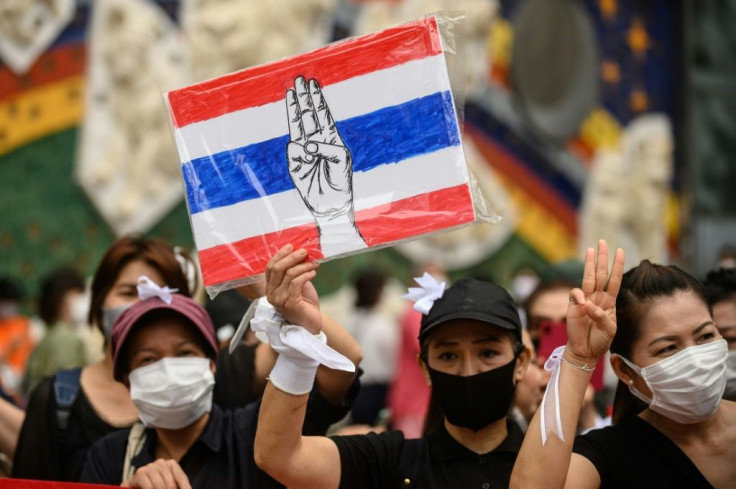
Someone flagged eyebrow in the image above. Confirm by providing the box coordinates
[648,321,715,347]
[132,339,198,354]
[131,347,156,356]
[472,337,503,344]
[433,337,503,348]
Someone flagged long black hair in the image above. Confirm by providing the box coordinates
[611,260,710,423]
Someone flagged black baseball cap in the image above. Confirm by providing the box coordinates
[419,278,522,343]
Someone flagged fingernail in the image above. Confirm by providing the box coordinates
[305,142,317,153]
[285,244,293,252]
[310,79,320,90]
[297,248,307,255]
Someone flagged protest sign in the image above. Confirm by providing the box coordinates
[165,14,494,294]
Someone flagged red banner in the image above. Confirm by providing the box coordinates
[0,480,115,488]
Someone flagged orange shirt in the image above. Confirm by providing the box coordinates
[0,316,34,375]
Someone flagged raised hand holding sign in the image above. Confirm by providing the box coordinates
[285,76,366,256]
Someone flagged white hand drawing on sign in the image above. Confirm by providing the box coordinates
[285,76,366,257]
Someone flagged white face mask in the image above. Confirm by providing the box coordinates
[724,350,736,402]
[129,357,215,430]
[68,294,90,327]
[619,339,728,424]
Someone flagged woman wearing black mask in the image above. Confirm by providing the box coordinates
[254,247,532,489]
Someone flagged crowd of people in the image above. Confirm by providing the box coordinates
[0,236,734,488]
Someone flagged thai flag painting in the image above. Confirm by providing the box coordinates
[165,15,477,291]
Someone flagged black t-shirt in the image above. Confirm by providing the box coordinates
[573,416,715,489]
[81,385,356,488]
[333,419,524,489]
[214,343,259,410]
[13,376,131,481]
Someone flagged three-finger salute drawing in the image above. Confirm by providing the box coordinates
[286,76,366,257]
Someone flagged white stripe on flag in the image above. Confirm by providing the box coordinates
[190,145,467,250]
[174,54,451,163]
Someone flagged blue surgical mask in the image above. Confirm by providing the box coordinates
[101,304,132,340]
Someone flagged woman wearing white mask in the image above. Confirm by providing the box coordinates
[14,236,193,481]
[510,241,736,489]
[81,247,360,489]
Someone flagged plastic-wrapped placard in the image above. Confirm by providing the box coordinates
[164,13,499,296]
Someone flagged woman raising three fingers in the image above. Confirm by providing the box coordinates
[510,240,736,489]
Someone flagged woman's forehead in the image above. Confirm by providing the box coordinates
[130,315,200,349]
[428,320,512,345]
[115,260,165,286]
[634,291,712,343]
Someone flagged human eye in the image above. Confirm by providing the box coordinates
[137,355,156,367]
[115,285,138,299]
[479,349,499,359]
[697,332,715,343]
[178,348,197,357]
[655,344,677,356]
[437,351,457,362]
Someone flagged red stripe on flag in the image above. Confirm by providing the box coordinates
[199,224,323,287]
[355,185,475,247]
[167,17,441,128]
[198,184,475,287]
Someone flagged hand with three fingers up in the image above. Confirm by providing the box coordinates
[564,240,625,368]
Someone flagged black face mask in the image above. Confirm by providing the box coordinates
[427,358,517,432]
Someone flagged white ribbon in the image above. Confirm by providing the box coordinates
[137,276,178,304]
[229,299,260,354]
[403,272,446,315]
[241,297,355,372]
[540,345,565,445]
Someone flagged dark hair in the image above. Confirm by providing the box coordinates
[354,270,386,309]
[0,276,23,302]
[703,267,736,306]
[89,236,193,336]
[611,260,709,423]
[38,266,85,325]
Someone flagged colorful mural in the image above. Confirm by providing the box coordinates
[0,0,683,301]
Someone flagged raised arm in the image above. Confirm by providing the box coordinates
[237,256,361,405]
[254,245,346,489]
[510,240,624,489]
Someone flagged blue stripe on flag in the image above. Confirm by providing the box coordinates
[183,91,460,214]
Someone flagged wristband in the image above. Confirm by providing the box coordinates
[268,331,326,395]
[249,298,355,396]
[540,346,565,445]
[561,353,596,372]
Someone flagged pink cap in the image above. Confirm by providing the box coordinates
[111,294,218,381]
